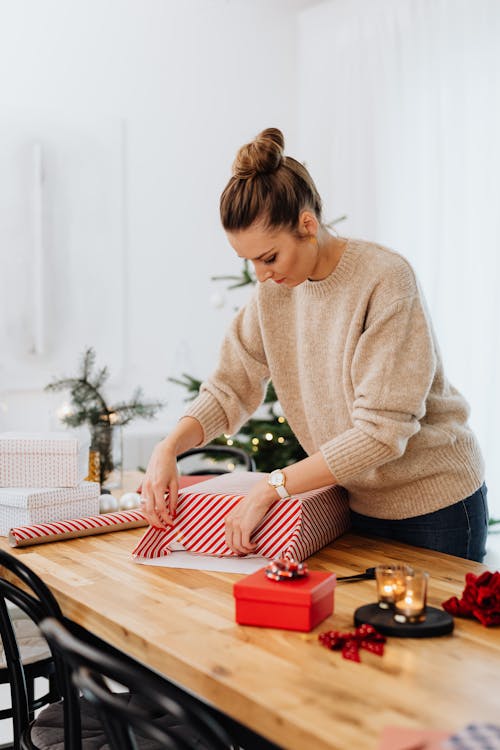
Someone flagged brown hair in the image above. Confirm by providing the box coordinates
[220,128,322,232]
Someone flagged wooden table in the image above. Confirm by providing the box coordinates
[1,525,498,750]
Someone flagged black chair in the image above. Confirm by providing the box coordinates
[40,617,240,750]
[0,548,85,750]
[177,446,256,476]
[0,603,58,750]
[0,549,239,750]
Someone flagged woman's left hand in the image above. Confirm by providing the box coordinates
[224,480,276,555]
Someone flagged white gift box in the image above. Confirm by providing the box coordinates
[0,432,90,488]
[0,481,100,536]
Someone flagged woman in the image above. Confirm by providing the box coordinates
[141,128,488,562]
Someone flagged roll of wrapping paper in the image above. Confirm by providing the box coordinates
[7,476,225,548]
[8,509,148,548]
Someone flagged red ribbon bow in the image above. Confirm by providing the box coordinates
[318,624,386,663]
[265,558,308,582]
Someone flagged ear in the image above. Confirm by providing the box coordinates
[298,210,320,238]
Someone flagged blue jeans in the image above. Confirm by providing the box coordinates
[350,483,489,562]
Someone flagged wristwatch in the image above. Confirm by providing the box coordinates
[268,469,290,499]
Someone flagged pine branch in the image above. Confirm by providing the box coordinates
[212,260,256,290]
[110,399,165,426]
[324,214,348,230]
[46,348,164,427]
[168,373,202,401]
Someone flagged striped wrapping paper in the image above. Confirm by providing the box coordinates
[132,473,351,562]
[8,509,148,548]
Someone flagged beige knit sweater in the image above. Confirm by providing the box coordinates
[185,238,484,519]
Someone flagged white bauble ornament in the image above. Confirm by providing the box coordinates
[119,492,141,510]
[210,292,225,309]
[272,400,284,417]
[99,493,119,514]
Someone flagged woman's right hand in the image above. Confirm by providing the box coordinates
[140,439,179,529]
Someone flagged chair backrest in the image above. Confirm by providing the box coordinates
[40,617,238,750]
[177,446,256,475]
[0,548,82,750]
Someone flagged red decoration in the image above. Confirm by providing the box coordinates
[265,558,308,581]
[234,568,336,631]
[318,624,386,662]
[442,570,500,627]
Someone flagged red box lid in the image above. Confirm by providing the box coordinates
[233,568,336,606]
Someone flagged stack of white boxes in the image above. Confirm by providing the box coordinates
[0,432,100,536]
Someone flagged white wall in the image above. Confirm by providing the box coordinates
[0,0,311,452]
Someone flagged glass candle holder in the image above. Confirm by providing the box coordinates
[393,569,429,623]
[375,565,410,609]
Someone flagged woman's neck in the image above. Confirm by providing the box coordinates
[308,229,347,281]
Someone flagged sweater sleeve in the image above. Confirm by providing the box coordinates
[183,291,270,445]
[320,293,438,483]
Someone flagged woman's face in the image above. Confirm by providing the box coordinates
[226,220,319,288]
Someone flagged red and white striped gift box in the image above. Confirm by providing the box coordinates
[132,473,351,562]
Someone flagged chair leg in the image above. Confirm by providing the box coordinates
[26,675,35,724]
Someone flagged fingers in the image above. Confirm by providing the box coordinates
[225,516,257,556]
[140,477,173,529]
[168,479,179,519]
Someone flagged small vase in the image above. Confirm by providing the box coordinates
[90,422,123,490]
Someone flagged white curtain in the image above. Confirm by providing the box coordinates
[298,0,500,514]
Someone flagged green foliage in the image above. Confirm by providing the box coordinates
[46,348,164,483]
[171,378,306,472]
[168,373,203,402]
[45,348,164,427]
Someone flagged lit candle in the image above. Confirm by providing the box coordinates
[393,571,429,623]
[375,565,410,609]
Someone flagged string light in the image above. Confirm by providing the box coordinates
[56,402,73,420]
[265,432,273,441]
[278,416,285,424]
[251,437,259,445]
[226,438,234,446]
[278,437,285,444]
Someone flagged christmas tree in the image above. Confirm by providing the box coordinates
[170,373,307,472]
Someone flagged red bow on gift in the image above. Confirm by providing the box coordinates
[318,624,386,663]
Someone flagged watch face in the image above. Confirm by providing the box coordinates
[270,470,284,487]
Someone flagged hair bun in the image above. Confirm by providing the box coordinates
[232,128,285,178]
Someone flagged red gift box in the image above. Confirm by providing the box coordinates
[233,567,336,632]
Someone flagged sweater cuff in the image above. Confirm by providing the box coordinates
[321,428,395,484]
[183,392,229,446]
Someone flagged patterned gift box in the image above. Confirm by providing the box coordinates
[0,432,90,488]
[132,472,351,562]
[0,481,100,536]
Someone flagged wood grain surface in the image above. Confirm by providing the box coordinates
[0,498,498,750]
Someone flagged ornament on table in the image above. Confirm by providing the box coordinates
[318,624,386,663]
[99,493,119,514]
[86,450,101,483]
[119,492,141,510]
